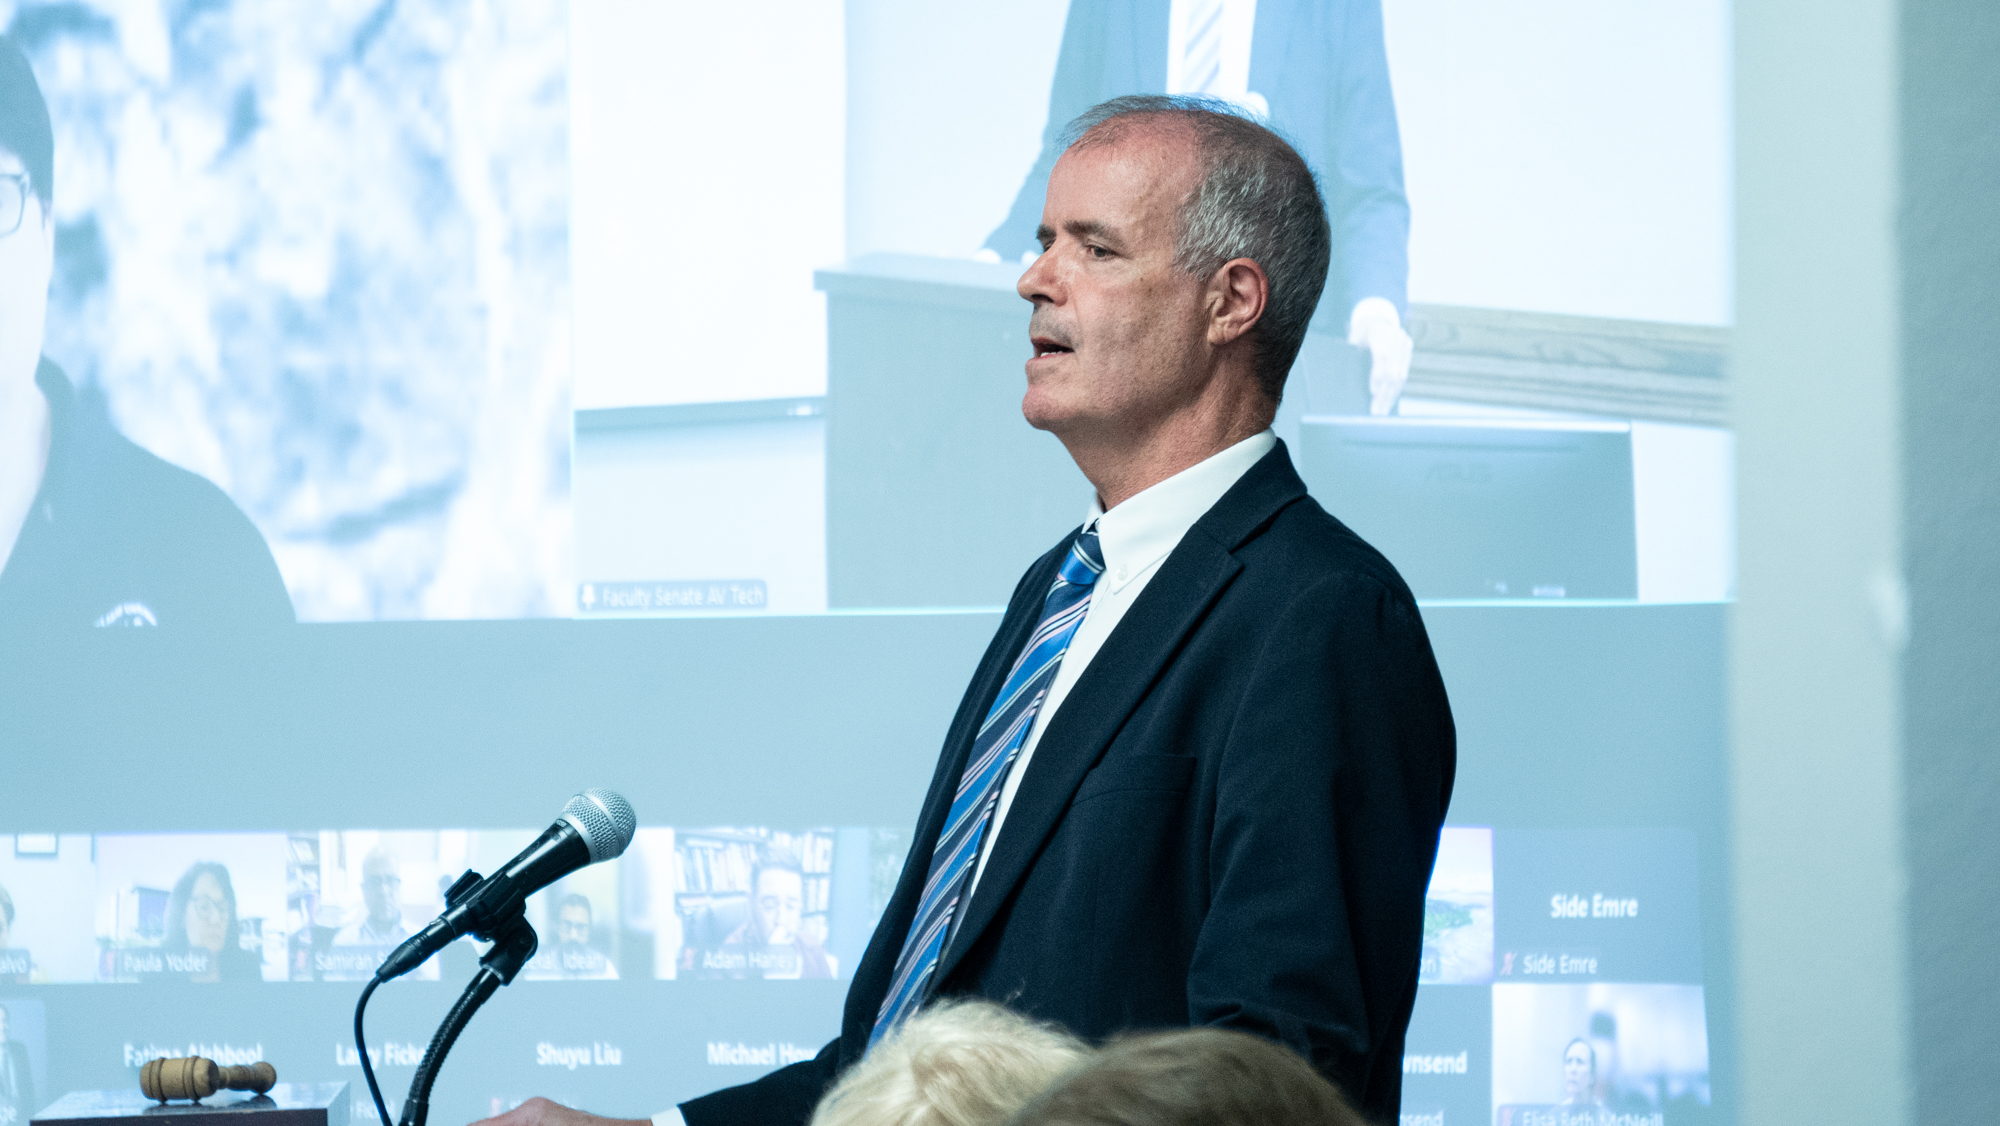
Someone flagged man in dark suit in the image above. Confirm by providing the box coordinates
[983,0,1415,414]
[480,96,1452,1126]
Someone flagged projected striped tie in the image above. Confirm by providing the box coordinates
[1181,0,1225,95]
[870,526,1105,1046]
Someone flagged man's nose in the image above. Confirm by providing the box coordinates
[1017,248,1058,304]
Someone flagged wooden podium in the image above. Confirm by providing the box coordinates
[32,1084,349,1126]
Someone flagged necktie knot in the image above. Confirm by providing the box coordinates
[1058,526,1105,588]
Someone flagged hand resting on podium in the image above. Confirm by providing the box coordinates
[468,1096,672,1126]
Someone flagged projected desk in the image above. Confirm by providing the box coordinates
[815,254,1723,608]
[815,254,1086,609]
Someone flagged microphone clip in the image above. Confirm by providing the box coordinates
[443,869,483,910]
[477,912,538,985]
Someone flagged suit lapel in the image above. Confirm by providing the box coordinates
[935,442,1311,985]
[844,541,1068,1050]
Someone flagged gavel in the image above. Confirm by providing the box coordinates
[139,1057,278,1102]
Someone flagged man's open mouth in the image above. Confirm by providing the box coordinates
[1032,337,1074,358]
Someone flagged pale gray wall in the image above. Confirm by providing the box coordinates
[1899,0,2000,1119]
[1734,0,2000,1120]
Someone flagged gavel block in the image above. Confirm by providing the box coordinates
[139,1058,278,1102]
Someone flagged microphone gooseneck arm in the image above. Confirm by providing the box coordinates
[398,915,539,1126]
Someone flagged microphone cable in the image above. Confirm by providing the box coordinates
[354,975,394,1126]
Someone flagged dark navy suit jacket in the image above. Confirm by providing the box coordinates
[984,0,1411,320]
[682,441,1455,1125]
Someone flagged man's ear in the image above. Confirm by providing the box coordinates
[1206,258,1268,347]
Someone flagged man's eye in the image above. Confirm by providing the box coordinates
[1086,245,1109,259]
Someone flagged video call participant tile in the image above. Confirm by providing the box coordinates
[645,828,845,982]
[0,835,96,984]
[0,997,44,1126]
[93,834,288,984]
[1398,984,1491,1126]
[292,830,461,983]
[1421,827,1495,985]
[1494,829,1702,985]
[1491,983,1710,1125]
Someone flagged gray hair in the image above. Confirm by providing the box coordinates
[811,999,1089,1126]
[1060,95,1332,402]
[1002,1026,1365,1126]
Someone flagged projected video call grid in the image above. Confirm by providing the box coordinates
[0,828,897,988]
[0,827,1707,1126]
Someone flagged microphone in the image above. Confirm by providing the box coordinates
[374,789,636,982]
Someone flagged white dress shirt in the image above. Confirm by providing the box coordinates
[966,429,1276,898]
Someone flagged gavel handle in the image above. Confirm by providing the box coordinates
[220,1062,278,1094]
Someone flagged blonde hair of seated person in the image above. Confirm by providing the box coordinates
[810,999,1090,1126]
[1001,1027,1366,1126]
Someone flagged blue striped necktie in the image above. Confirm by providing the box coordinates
[870,526,1106,1045]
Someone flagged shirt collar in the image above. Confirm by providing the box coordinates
[1086,430,1276,593]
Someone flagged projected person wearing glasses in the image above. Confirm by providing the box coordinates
[321,847,440,982]
[334,848,412,947]
[0,36,293,631]
[158,862,261,983]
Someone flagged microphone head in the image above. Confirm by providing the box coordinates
[561,789,637,863]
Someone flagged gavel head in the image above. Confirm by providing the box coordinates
[141,1057,219,1101]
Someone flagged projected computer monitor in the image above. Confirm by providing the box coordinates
[1296,418,1639,600]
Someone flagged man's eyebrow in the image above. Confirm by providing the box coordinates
[1063,219,1118,244]
[1035,223,1055,247]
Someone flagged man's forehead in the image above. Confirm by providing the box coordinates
[1051,122,1200,217]
[1070,118,1199,175]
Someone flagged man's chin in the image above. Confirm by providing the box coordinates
[1023,398,1128,448]
[1020,390,1088,435]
